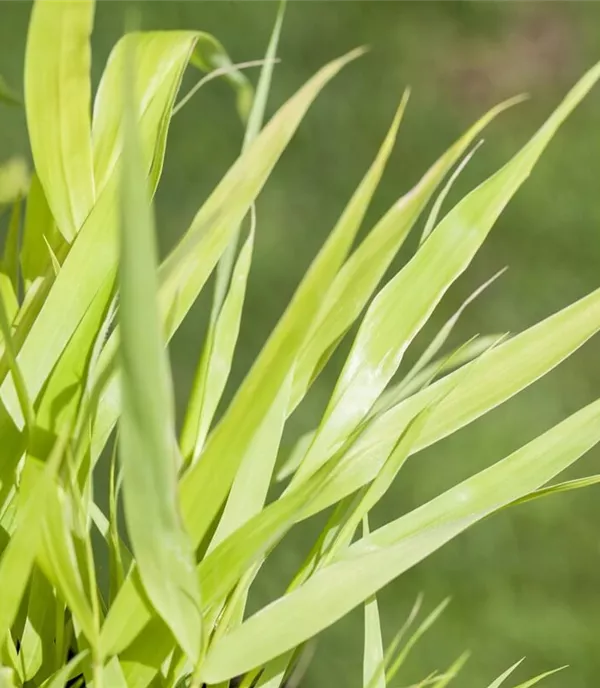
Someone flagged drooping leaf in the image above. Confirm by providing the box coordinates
[189,32,255,121]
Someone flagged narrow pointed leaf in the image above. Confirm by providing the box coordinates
[118,45,202,664]
[288,96,522,416]
[293,62,600,485]
[200,396,600,680]
[25,0,95,241]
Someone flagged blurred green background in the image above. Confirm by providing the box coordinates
[2,2,600,686]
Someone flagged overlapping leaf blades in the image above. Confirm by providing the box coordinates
[1,1,600,687]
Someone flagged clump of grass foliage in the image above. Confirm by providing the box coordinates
[1,2,600,687]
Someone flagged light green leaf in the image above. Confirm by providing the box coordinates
[420,139,484,245]
[509,474,600,508]
[92,31,198,196]
[24,0,95,241]
[363,516,385,688]
[0,31,198,434]
[431,651,470,688]
[512,667,566,688]
[200,395,600,681]
[20,172,63,293]
[181,0,285,464]
[19,566,56,681]
[0,436,65,642]
[307,285,600,517]
[292,61,600,486]
[374,268,506,414]
[181,212,255,463]
[31,463,97,647]
[485,660,525,688]
[90,49,365,483]
[1,200,21,299]
[287,96,522,417]
[386,599,450,682]
[0,289,33,433]
[189,32,255,121]
[118,42,202,665]
[369,333,505,420]
[40,651,88,688]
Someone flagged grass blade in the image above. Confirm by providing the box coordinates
[181,0,286,463]
[118,42,202,664]
[287,96,522,416]
[307,285,600,516]
[363,516,386,688]
[0,436,65,642]
[293,62,600,485]
[24,0,95,241]
[200,395,600,680]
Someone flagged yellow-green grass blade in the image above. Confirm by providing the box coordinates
[420,140,484,245]
[369,333,505,421]
[39,651,88,688]
[0,292,33,432]
[287,96,522,417]
[509,474,600,508]
[89,48,364,476]
[91,51,367,662]
[118,44,202,665]
[189,32,255,122]
[92,47,365,561]
[0,31,197,434]
[363,516,385,688]
[1,200,20,307]
[209,368,291,551]
[181,212,255,463]
[93,31,198,197]
[379,268,506,409]
[386,599,450,682]
[0,633,22,686]
[0,436,64,643]
[512,667,566,688]
[100,445,342,660]
[29,464,97,648]
[307,285,600,516]
[19,566,56,681]
[20,172,64,294]
[431,651,470,688]
[181,0,285,463]
[485,660,526,688]
[24,0,95,242]
[200,396,600,681]
[292,62,600,486]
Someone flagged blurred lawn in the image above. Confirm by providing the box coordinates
[2,2,600,686]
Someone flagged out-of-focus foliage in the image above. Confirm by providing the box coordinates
[1,2,600,688]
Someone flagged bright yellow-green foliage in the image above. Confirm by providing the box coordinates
[0,2,599,687]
